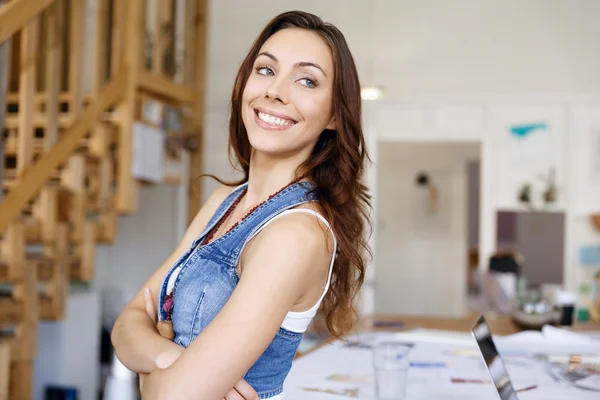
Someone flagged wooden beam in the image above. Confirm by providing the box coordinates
[6,91,72,103]
[16,17,39,176]
[88,122,110,158]
[110,0,125,77]
[0,0,55,44]
[97,199,116,243]
[35,187,58,243]
[97,156,111,208]
[92,0,108,93]
[4,113,74,128]
[68,0,84,115]
[116,0,144,214]
[173,0,185,83]
[183,0,196,87]
[10,361,33,400]
[0,340,9,400]
[0,70,127,233]
[0,1,11,203]
[188,0,207,224]
[0,298,20,324]
[153,0,173,75]
[40,223,68,319]
[44,0,64,148]
[0,223,25,280]
[75,219,95,281]
[138,70,197,104]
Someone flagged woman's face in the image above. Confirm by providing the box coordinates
[242,28,335,158]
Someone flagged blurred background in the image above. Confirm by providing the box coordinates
[1,0,600,399]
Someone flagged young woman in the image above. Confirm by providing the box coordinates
[111,10,371,400]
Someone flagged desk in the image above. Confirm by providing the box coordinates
[301,314,598,358]
[288,315,600,399]
[357,314,599,335]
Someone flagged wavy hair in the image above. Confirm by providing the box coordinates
[214,10,371,338]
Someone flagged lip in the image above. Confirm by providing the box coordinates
[252,106,298,132]
[253,107,298,123]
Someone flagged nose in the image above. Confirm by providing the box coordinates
[265,76,289,104]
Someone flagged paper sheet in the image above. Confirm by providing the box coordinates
[284,329,600,399]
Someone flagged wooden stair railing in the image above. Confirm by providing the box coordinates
[0,1,207,398]
[0,0,56,44]
[0,336,9,400]
[0,71,128,232]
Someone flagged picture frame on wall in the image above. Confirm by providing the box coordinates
[489,106,567,211]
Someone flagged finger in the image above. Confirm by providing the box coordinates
[223,389,244,400]
[144,287,157,322]
[139,373,147,393]
[233,380,258,400]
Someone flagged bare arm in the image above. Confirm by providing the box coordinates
[140,213,333,400]
[111,185,234,373]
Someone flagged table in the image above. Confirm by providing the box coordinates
[301,314,599,357]
[287,314,600,399]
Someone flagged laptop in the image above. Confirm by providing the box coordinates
[471,315,519,400]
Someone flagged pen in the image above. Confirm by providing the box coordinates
[516,385,538,393]
[410,362,446,368]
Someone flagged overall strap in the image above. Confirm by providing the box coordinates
[227,182,317,264]
[189,183,248,249]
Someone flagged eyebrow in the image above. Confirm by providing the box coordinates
[257,51,327,78]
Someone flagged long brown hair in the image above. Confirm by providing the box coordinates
[219,11,371,338]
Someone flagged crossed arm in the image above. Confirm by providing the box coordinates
[111,191,331,400]
[139,288,259,400]
[137,213,329,400]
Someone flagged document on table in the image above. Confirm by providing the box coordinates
[283,330,600,399]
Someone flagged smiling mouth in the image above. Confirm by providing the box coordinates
[254,109,297,127]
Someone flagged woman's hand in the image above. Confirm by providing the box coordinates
[139,289,183,391]
[141,369,260,400]
[222,379,260,400]
[140,288,258,400]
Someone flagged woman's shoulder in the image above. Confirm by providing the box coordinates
[185,183,239,239]
[205,183,239,207]
[259,202,335,255]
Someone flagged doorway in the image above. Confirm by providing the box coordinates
[375,141,480,317]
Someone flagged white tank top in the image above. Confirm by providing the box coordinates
[247,208,337,333]
[253,209,336,400]
[164,208,337,334]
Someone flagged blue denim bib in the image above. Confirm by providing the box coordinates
[158,182,317,398]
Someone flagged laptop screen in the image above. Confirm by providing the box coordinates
[471,315,519,400]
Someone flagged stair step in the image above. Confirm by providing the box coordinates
[3,114,75,129]
[28,255,54,282]
[0,296,21,325]
[0,255,54,283]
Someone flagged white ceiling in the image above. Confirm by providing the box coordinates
[204,0,600,109]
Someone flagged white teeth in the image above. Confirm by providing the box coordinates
[258,111,294,126]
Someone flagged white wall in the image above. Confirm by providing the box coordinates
[375,142,479,316]
[202,1,600,316]
[34,184,183,399]
[204,0,600,190]
[34,291,101,400]
[94,184,182,298]
[205,0,600,107]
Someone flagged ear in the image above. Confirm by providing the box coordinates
[325,115,336,131]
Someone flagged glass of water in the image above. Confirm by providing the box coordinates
[373,341,411,399]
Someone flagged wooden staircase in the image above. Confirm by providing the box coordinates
[0,0,207,398]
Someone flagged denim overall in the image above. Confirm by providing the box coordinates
[158,182,318,398]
